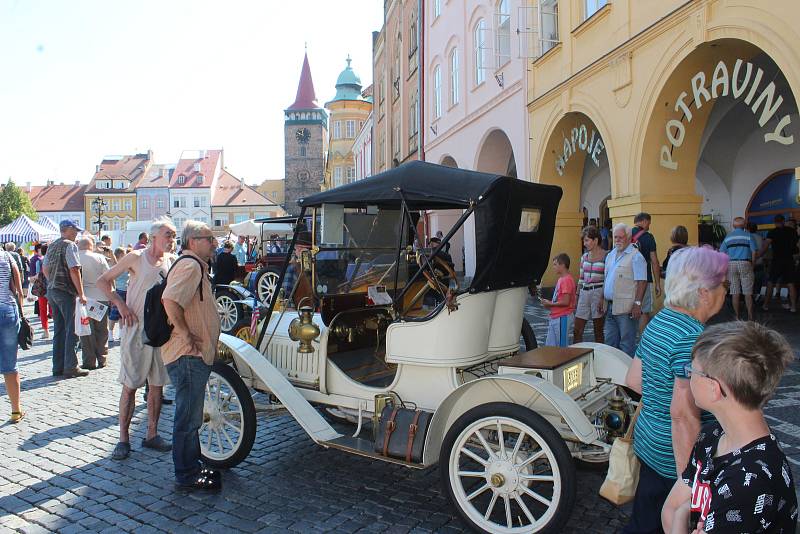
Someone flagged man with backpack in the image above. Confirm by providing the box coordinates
[161,221,221,492]
[97,218,177,461]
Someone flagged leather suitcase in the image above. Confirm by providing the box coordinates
[374,404,433,463]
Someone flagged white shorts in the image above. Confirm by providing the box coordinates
[118,323,169,389]
[545,315,573,347]
[575,287,604,320]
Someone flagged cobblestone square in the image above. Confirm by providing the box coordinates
[1,301,798,533]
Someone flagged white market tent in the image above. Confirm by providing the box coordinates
[37,216,59,234]
[228,219,294,237]
[0,214,59,243]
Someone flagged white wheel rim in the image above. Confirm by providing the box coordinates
[449,416,561,533]
[200,372,245,461]
[257,272,279,304]
[216,295,238,332]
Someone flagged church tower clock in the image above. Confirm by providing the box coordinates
[283,51,327,215]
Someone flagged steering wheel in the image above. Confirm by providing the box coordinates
[416,253,459,298]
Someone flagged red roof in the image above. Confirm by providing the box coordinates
[29,184,87,212]
[170,149,222,188]
[135,164,172,188]
[287,52,320,110]
[87,153,151,193]
[212,170,276,207]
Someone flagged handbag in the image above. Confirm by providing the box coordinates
[31,275,47,298]
[599,401,644,505]
[16,299,32,350]
[374,403,433,463]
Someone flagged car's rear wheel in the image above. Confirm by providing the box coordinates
[440,402,576,533]
[200,362,256,468]
[255,269,280,305]
[216,288,242,333]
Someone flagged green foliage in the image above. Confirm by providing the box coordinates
[0,179,38,227]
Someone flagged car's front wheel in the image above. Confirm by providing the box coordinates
[440,402,576,533]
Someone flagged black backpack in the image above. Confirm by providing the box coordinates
[142,255,205,348]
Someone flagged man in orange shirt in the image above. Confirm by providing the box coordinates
[162,220,222,492]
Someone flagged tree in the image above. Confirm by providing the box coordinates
[0,179,38,227]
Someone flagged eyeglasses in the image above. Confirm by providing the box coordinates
[684,364,727,397]
[192,235,215,243]
[163,231,177,239]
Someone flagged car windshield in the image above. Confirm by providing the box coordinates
[313,208,413,297]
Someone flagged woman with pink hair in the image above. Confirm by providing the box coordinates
[621,246,729,534]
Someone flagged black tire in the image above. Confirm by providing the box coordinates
[215,288,243,334]
[200,362,257,468]
[521,317,538,352]
[255,268,281,305]
[440,402,576,533]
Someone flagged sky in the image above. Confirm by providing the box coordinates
[0,0,383,186]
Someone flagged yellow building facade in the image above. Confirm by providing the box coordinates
[528,0,800,284]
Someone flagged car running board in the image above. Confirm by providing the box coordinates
[219,334,341,443]
[321,436,426,469]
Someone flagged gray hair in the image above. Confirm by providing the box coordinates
[182,220,211,247]
[150,217,176,238]
[4,242,15,251]
[76,236,94,251]
[664,246,729,309]
[612,223,631,238]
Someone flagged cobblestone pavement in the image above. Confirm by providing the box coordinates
[0,298,798,533]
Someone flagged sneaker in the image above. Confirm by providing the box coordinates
[782,302,791,310]
[142,435,172,452]
[175,473,221,493]
[112,441,131,460]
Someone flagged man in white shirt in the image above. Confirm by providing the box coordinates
[76,236,110,370]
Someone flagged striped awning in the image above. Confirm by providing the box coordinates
[38,216,59,234]
[0,215,59,243]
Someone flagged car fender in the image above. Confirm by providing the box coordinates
[571,342,632,386]
[216,284,256,303]
[423,374,598,465]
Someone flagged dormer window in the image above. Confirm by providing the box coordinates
[178,175,186,184]
[197,174,204,184]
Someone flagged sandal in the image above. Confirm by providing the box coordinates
[9,411,25,423]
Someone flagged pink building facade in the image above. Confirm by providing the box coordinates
[423,0,530,275]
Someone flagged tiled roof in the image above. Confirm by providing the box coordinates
[87,153,151,193]
[212,170,276,207]
[134,164,172,188]
[170,149,222,189]
[28,184,87,212]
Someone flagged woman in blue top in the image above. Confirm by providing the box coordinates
[622,246,729,534]
[0,249,24,422]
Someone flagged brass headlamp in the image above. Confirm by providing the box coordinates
[288,305,320,354]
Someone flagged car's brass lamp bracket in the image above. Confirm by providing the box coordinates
[288,306,319,354]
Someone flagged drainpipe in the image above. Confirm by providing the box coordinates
[418,0,424,161]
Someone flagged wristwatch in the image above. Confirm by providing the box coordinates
[634,300,642,306]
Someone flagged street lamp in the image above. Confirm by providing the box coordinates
[91,197,107,236]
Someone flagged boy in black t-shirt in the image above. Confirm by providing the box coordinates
[662,322,797,533]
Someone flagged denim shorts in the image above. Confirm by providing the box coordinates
[0,302,20,373]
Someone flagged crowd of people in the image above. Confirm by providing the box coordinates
[539,212,799,532]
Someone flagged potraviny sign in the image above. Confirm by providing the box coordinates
[660,58,794,170]
[556,123,605,176]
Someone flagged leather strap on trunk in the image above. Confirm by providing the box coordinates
[405,410,423,462]
[382,407,399,457]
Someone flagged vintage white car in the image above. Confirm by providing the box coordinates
[202,161,634,533]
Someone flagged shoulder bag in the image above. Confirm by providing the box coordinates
[599,401,643,505]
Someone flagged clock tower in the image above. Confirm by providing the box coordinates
[284,51,327,215]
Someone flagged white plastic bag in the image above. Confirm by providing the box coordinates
[85,298,108,322]
[74,298,91,337]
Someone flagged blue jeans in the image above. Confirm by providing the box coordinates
[166,356,211,484]
[0,302,20,374]
[604,305,638,357]
[48,288,79,374]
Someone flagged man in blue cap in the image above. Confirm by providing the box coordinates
[42,220,89,378]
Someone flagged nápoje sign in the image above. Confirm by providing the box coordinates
[556,123,605,176]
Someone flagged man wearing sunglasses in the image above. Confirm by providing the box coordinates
[162,220,221,492]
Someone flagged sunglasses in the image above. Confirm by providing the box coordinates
[684,364,727,397]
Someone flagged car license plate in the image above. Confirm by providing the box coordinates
[563,362,582,393]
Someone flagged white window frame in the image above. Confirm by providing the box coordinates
[333,166,343,188]
[433,65,442,119]
[539,0,560,54]
[112,200,120,211]
[450,49,460,106]
[433,0,440,19]
[141,198,148,209]
[178,175,186,184]
[157,198,164,209]
[495,0,511,67]
[124,199,132,211]
[333,121,342,140]
[474,19,487,85]
[345,120,356,138]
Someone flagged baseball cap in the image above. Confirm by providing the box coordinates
[59,219,84,232]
